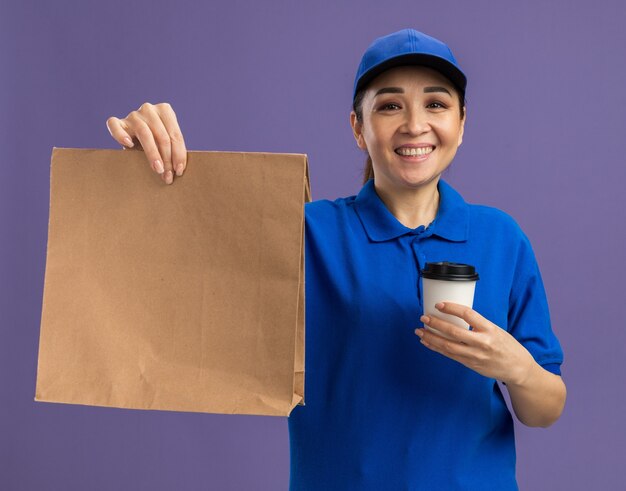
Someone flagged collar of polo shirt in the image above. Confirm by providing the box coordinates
[353,178,469,242]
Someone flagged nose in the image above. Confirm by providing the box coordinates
[401,105,431,135]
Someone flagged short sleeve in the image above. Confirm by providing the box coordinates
[507,229,564,375]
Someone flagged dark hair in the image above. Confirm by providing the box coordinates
[352,77,466,185]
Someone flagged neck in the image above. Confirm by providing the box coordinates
[373,177,440,229]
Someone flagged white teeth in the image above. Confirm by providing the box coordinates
[396,146,434,156]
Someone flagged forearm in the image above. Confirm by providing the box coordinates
[505,361,567,428]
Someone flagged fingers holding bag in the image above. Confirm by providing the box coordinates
[105,102,187,185]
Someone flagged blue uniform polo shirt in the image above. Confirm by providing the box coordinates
[288,177,564,491]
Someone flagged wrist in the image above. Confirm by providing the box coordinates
[503,354,538,388]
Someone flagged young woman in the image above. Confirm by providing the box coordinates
[106,28,566,491]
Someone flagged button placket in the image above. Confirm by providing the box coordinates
[410,237,427,311]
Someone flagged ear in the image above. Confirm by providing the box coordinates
[350,111,367,151]
[457,106,466,147]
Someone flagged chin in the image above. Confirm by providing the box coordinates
[396,172,439,189]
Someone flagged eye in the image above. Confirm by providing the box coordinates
[427,101,448,109]
[378,102,401,111]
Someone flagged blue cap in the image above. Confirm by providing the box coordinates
[353,29,467,101]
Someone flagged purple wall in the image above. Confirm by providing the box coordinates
[2,0,624,489]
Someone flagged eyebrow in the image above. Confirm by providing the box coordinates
[423,86,451,95]
[374,87,404,97]
[373,86,452,97]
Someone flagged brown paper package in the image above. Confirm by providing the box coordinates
[35,148,310,417]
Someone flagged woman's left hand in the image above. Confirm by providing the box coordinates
[415,302,536,385]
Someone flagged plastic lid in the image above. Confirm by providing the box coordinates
[421,261,479,281]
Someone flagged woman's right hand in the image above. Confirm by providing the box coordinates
[106,102,187,185]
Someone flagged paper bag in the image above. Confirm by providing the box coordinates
[35,147,310,416]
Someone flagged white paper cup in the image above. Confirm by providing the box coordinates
[421,262,479,339]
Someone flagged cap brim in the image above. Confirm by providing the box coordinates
[354,53,466,99]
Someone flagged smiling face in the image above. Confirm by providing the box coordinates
[351,65,466,192]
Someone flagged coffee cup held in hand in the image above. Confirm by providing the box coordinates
[421,262,479,339]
